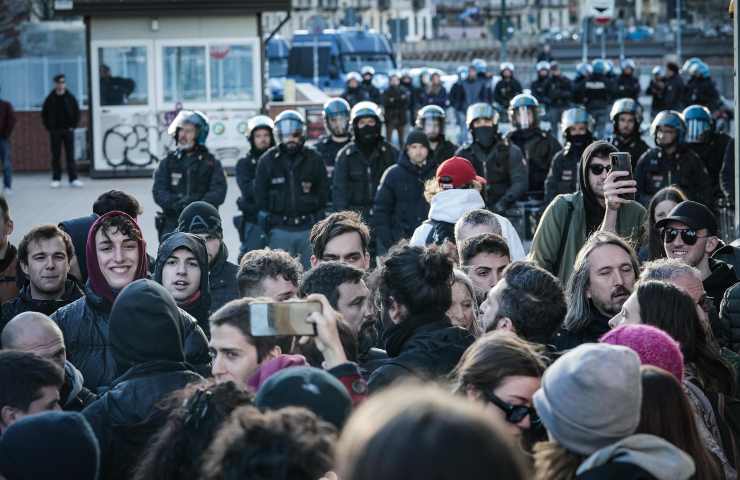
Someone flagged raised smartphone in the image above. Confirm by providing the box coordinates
[249,301,320,337]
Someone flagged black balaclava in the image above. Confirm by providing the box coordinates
[472,125,497,150]
[354,117,381,153]
[579,141,619,234]
[568,131,593,150]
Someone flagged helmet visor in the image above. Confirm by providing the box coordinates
[327,114,349,136]
[685,118,710,143]
[422,118,441,138]
[276,118,305,143]
[517,106,531,129]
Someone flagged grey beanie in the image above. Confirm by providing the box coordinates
[533,343,642,456]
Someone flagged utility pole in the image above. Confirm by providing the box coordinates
[501,0,508,62]
[676,0,682,63]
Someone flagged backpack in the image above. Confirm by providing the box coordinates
[425,219,455,246]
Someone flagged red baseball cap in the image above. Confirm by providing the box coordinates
[436,156,486,189]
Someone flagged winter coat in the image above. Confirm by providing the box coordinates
[686,131,732,204]
[41,90,80,131]
[449,81,466,111]
[704,258,738,314]
[83,361,202,480]
[530,77,550,105]
[235,148,264,223]
[314,135,350,178]
[61,360,97,412]
[662,74,685,111]
[209,243,239,314]
[420,86,449,110]
[360,80,381,105]
[373,153,437,253]
[382,86,411,128]
[634,146,713,207]
[0,100,16,139]
[721,282,740,353]
[506,128,562,194]
[608,134,649,170]
[332,140,398,215]
[615,74,641,101]
[684,76,721,111]
[152,146,227,223]
[0,245,19,306]
[368,317,473,393]
[552,304,612,352]
[546,75,573,108]
[493,78,523,107]
[51,283,209,392]
[429,139,458,169]
[457,138,528,209]
[0,279,83,335]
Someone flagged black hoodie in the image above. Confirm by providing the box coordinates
[154,232,212,336]
[578,141,619,235]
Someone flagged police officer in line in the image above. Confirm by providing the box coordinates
[683,104,732,207]
[578,59,613,138]
[456,102,528,213]
[315,98,352,183]
[254,110,328,270]
[615,59,640,101]
[342,72,366,108]
[607,98,649,168]
[152,110,227,240]
[493,62,522,110]
[505,93,562,197]
[416,105,458,168]
[235,115,275,257]
[360,66,382,105]
[530,61,551,105]
[544,107,594,204]
[572,62,592,105]
[333,101,399,221]
[635,110,712,207]
[545,61,573,135]
[683,60,721,111]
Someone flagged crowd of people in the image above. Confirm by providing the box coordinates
[0,53,739,480]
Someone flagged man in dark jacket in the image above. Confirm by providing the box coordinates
[254,110,328,270]
[51,212,209,392]
[154,232,211,337]
[614,59,641,101]
[493,63,523,109]
[648,66,666,117]
[82,279,203,480]
[178,201,239,315]
[382,74,410,147]
[662,62,684,111]
[1,225,82,331]
[373,129,437,254]
[315,98,351,185]
[333,102,398,222]
[457,103,528,213]
[683,60,720,111]
[530,61,551,105]
[579,59,613,138]
[235,115,274,257]
[607,98,649,169]
[2,312,97,411]
[416,105,457,168]
[341,72,366,108]
[544,107,593,204]
[545,62,573,133]
[360,66,381,105]
[41,74,81,188]
[0,91,16,193]
[635,111,712,207]
[152,110,227,240]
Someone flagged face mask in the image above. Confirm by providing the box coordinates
[357,124,380,145]
[569,133,592,148]
[284,141,302,154]
[473,126,496,148]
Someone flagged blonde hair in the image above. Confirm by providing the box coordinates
[532,441,584,480]
[423,179,484,203]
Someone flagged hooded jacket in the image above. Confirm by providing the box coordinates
[209,242,239,314]
[373,151,437,253]
[408,189,526,261]
[61,360,97,412]
[530,142,646,284]
[154,232,212,336]
[576,434,695,480]
[82,279,202,480]
[0,279,83,334]
[52,212,208,391]
[58,213,98,284]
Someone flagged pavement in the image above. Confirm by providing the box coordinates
[7,173,244,264]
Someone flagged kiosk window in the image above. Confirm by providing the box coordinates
[209,44,255,102]
[164,46,206,102]
[98,47,147,106]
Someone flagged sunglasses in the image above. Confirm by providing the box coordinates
[588,163,612,175]
[480,389,537,424]
[662,227,708,246]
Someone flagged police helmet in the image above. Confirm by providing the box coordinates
[361,66,375,77]
[682,105,713,143]
[416,105,447,128]
[621,59,636,73]
[688,61,710,79]
[576,62,593,78]
[167,110,209,145]
[536,61,551,73]
[610,98,643,125]
[457,66,468,79]
[245,115,275,146]
[500,62,515,74]
[561,107,593,136]
[471,58,487,72]
[274,110,306,144]
[350,101,383,125]
[466,103,498,129]
[591,59,608,75]
[650,110,686,143]
[323,98,351,137]
[681,57,702,75]
[652,66,664,77]
[508,93,539,128]
[346,71,362,84]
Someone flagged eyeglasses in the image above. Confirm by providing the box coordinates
[662,227,708,246]
[588,163,612,175]
[479,389,537,425]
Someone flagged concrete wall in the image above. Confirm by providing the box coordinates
[10,110,90,172]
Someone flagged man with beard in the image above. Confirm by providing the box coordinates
[235,115,275,257]
[544,107,594,203]
[607,98,648,169]
[254,110,328,270]
[1,225,82,331]
[505,94,561,198]
[552,232,640,351]
[177,201,239,313]
[314,98,351,185]
[415,105,457,168]
[332,101,398,225]
[456,103,527,213]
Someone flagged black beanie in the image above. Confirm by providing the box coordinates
[405,128,431,151]
[177,201,223,239]
[110,279,184,375]
[0,411,100,480]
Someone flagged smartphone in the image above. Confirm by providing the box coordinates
[609,152,635,200]
[249,301,320,337]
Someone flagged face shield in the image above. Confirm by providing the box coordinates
[327,114,349,137]
[685,118,710,143]
[517,106,532,129]
[276,118,305,145]
[422,118,442,139]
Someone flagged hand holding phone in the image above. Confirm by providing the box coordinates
[607,152,636,202]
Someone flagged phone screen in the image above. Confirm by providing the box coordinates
[249,301,320,337]
[609,152,635,200]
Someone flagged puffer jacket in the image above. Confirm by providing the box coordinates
[720,282,740,353]
[51,283,210,392]
[0,279,83,336]
[208,243,239,315]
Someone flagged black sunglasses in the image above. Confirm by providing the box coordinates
[662,227,707,246]
[480,389,537,424]
[588,163,612,175]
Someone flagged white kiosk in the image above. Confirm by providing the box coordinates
[60,0,290,177]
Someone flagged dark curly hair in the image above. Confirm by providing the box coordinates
[310,210,370,259]
[132,380,254,480]
[201,406,337,480]
[237,248,303,297]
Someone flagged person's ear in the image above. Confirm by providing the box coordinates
[464,385,482,402]
[19,261,28,276]
[0,405,18,431]
[706,236,719,255]
[362,252,370,270]
[310,255,319,269]
[495,317,514,332]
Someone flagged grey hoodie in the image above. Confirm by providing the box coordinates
[576,434,695,480]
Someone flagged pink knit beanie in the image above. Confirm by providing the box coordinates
[600,324,684,381]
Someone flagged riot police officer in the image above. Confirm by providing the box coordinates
[579,59,613,138]
[608,98,649,168]
[545,61,573,134]
[416,105,458,168]
[342,72,366,107]
[684,60,721,111]
[615,59,640,101]
[254,110,328,269]
[493,62,523,110]
[456,102,527,212]
[530,61,551,105]
[635,110,712,207]
[235,115,275,257]
[648,66,666,117]
[505,93,562,196]
[544,107,594,203]
[153,110,227,240]
[332,101,399,219]
[360,66,382,104]
[315,97,351,182]
[683,104,731,208]
[572,62,592,105]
